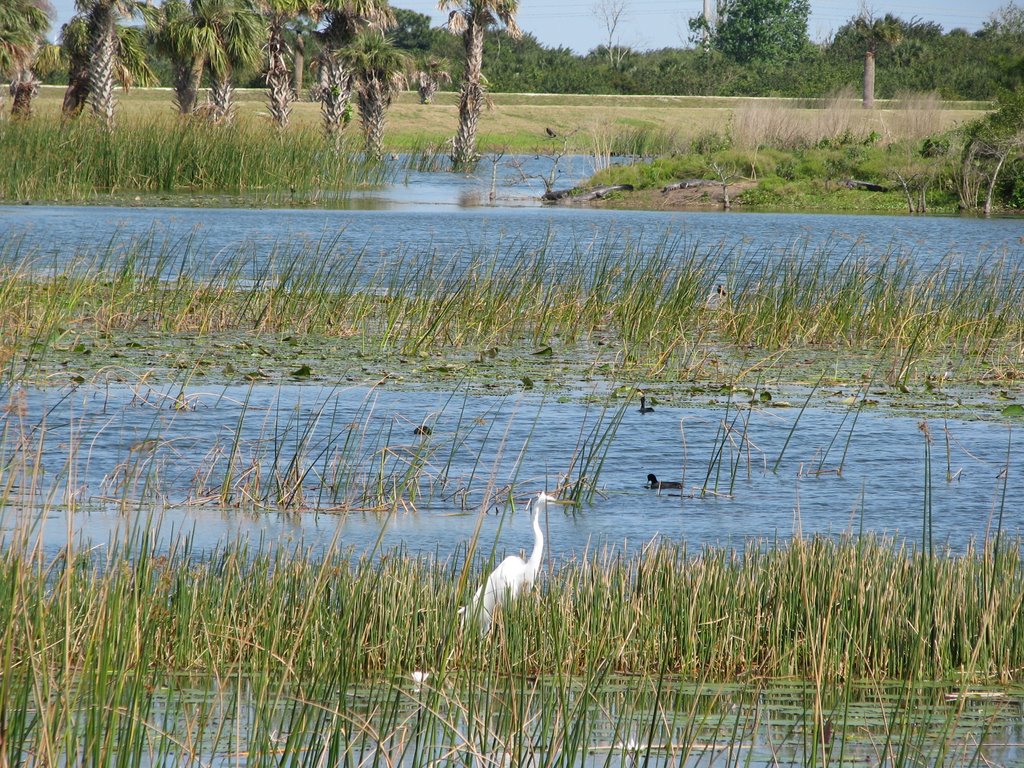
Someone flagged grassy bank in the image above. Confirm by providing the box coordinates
[0,116,387,202]
[0,86,990,206]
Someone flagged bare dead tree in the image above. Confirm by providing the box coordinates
[507,129,580,196]
[593,0,628,68]
[708,160,740,210]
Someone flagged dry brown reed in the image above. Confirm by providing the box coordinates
[884,90,949,142]
[731,88,967,150]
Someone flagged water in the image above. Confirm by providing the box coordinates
[1,158,1023,560]
[2,382,1020,560]
[1,155,1022,283]
[3,160,1024,765]
[120,675,1024,767]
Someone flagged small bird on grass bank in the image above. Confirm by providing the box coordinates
[646,473,683,490]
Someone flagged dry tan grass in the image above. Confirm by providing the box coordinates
[883,90,953,142]
[30,85,985,153]
[731,87,976,149]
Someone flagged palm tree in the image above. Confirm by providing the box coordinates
[75,0,150,128]
[149,0,204,115]
[202,0,264,123]
[415,56,450,104]
[254,0,310,128]
[313,0,394,140]
[60,12,154,119]
[151,0,264,123]
[852,12,902,109]
[438,0,520,168]
[0,0,53,119]
[344,28,406,158]
[58,15,92,117]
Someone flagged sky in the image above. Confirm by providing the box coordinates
[46,0,1012,53]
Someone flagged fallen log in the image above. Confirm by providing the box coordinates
[541,187,578,201]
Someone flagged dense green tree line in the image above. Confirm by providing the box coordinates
[277,2,1023,101]
[455,8,1024,100]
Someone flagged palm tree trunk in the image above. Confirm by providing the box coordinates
[175,57,204,115]
[10,68,40,120]
[62,74,90,119]
[266,15,292,128]
[210,74,235,124]
[358,88,388,159]
[862,49,875,109]
[293,34,305,96]
[88,1,118,129]
[318,51,352,140]
[418,72,438,105]
[451,20,484,167]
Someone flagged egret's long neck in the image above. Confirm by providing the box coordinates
[527,503,544,573]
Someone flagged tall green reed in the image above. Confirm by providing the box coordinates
[0,118,389,200]
[3,233,1024,388]
[2,496,1023,766]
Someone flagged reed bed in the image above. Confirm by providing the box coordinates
[3,520,1022,683]
[1,233,1022,385]
[0,519,1022,764]
[0,118,388,201]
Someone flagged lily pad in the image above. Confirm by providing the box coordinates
[1001,404,1024,417]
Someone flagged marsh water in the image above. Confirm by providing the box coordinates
[141,675,1024,767]
[2,155,1023,281]
[3,381,1023,561]
[2,155,1024,561]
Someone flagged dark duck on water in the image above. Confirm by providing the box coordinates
[646,473,683,490]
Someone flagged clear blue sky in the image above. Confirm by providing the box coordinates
[46,0,1012,53]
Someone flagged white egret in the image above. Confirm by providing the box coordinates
[410,670,430,690]
[459,492,553,635]
[705,283,728,309]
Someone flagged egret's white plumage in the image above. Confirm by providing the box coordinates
[705,283,728,310]
[459,492,551,635]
